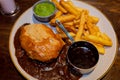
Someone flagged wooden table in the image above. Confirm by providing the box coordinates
[0,0,120,80]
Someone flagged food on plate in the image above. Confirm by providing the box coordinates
[50,14,75,25]
[14,24,81,80]
[33,1,56,17]
[60,0,78,16]
[67,41,99,74]
[19,24,65,62]
[74,10,87,41]
[82,34,112,46]
[33,1,57,22]
[50,0,112,54]
[51,0,67,13]
[54,11,63,18]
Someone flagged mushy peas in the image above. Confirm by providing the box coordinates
[34,2,56,17]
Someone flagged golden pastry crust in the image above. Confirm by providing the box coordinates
[19,24,64,62]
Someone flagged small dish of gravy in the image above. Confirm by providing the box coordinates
[67,41,99,74]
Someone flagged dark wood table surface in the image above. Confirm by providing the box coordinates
[0,0,120,80]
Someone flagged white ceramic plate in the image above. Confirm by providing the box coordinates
[9,0,118,80]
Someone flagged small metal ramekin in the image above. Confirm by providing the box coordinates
[67,41,99,75]
[33,1,56,22]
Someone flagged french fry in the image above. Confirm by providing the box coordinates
[99,32,112,41]
[63,21,74,26]
[83,34,112,46]
[83,29,89,36]
[69,32,76,37]
[88,16,99,24]
[56,26,62,33]
[60,1,78,16]
[64,25,77,33]
[51,0,67,13]
[50,14,75,25]
[54,11,63,18]
[73,19,81,25]
[91,42,105,54]
[58,32,76,38]
[87,20,97,35]
[93,25,100,32]
[84,23,88,30]
[75,7,84,13]
[75,11,86,41]
[66,0,80,14]
[74,24,79,28]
